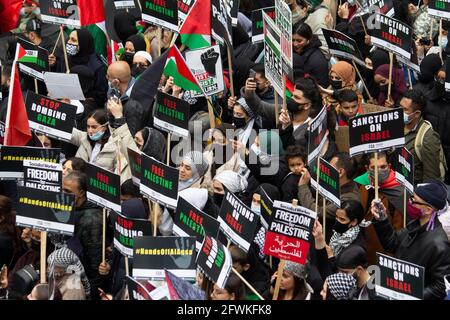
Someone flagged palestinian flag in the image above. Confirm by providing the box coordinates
[79,0,108,64]
[285,76,294,100]
[180,0,211,50]
[17,46,38,64]
[163,46,203,94]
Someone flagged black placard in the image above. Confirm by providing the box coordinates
[349,108,404,156]
[376,253,425,300]
[140,0,179,32]
[211,0,233,47]
[17,37,49,81]
[153,91,190,137]
[114,0,137,9]
[139,154,179,209]
[322,28,365,67]
[127,147,142,186]
[40,0,81,28]
[86,163,121,212]
[173,196,220,250]
[127,276,152,300]
[178,0,197,23]
[0,121,5,145]
[23,160,62,193]
[367,13,412,60]
[25,91,77,142]
[428,0,450,20]
[307,106,328,164]
[0,146,60,180]
[392,147,414,194]
[133,236,197,280]
[196,236,232,289]
[251,7,275,44]
[110,210,152,257]
[259,187,274,229]
[217,190,259,252]
[310,157,341,208]
[228,0,240,27]
[364,0,394,16]
[16,186,75,235]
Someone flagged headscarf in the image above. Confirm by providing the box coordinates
[179,188,209,210]
[256,183,281,202]
[326,272,357,300]
[213,170,248,194]
[134,51,153,65]
[47,247,91,298]
[141,127,166,163]
[365,50,390,99]
[179,151,209,190]
[284,260,309,280]
[375,64,407,105]
[418,54,442,83]
[126,34,147,53]
[70,29,94,65]
[330,61,356,87]
[114,11,138,45]
[121,198,147,219]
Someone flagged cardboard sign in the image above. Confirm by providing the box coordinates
[310,157,341,208]
[217,191,259,252]
[428,0,450,20]
[263,201,317,265]
[348,108,404,156]
[196,236,232,289]
[211,0,233,47]
[133,236,197,280]
[393,147,414,195]
[363,0,394,17]
[140,154,179,209]
[17,37,49,81]
[0,121,5,146]
[114,0,137,9]
[259,187,274,229]
[86,163,121,212]
[361,103,389,114]
[335,126,350,153]
[263,12,283,96]
[275,0,293,80]
[153,91,190,138]
[140,0,179,32]
[185,45,224,97]
[23,160,62,193]
[367,13,412,60]
[43,72,85,101]
[25,91,77,142]
[127,148,142,186]
[40,0,81,28]
[177,0,197,24]
[110,210,152,257]
[307,106,328,164]
[173,196,220,250]
[127,276,152,300]
[375,253,425,300]
[16,186,75,235]
[322,28,365,67]
[0,146,60,180]
[251,7,275,44]
[165,270,205,300]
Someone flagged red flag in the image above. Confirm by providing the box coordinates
[0,0,22,33]
[77,0,105,26]
[4,45,32,146]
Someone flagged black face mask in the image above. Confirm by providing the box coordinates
[233,116,247,129]
[213,193,224,207]
[287,99,301,113]
[131,65,146,78]
[1,84,8,99]
[435,79,445,95]
[122,52,135,68]
[330,79,343,90]
[30,238,41,251]
[379,84,389,94]
[255,85,265,95]
[333,220,351,234]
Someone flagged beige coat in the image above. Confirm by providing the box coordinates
[71,124,137,183]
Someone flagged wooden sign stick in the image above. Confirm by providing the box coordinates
[387,52,394,103]
[403,188,407,228]
[314,157,320,214]
[227,47,235,97]
[60,26,70,73]
[102,208,106,262]
[51,31,61,56]
[40,230,47,283]
[157,27,162,57]
[232,268,265,300]
[374,152,379,200]
[125,256,130,277]
[274,91,279,127]
[352,61,372,100]
[323,198,327,241]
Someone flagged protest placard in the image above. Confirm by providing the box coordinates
[364,0,395,17]
[114,0,137,9]
[211,0,233,47]
[127,276,152,300]
[43,72,85,101]
[127,148,142,186]
[251,7,275,44]
[178,0,197,24]
[392,147,414,195]
[307,106,328,164]
[275,0,293,80]
[140,0,179,32]
[260,187,274,229]
[310,157,341,208]
[17,37,49,81]
[428,0,450,20]
[23,159,62,193]
[263,12,283,96]
[322,28,365,67]
[86,163,121,212]
[153,91,190,137]
[40,0,81,28]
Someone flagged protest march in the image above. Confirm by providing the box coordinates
[2,0,450,307]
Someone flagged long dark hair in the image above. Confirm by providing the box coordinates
[224,273,246,300]
[279,277,309,300]
[86,109,110,147]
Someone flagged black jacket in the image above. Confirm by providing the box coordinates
[122,95,153,136]
[293,36,329,88]
[373,217,450,300]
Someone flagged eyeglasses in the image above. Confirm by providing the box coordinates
[409,196,431,207]
[133,63,149,69]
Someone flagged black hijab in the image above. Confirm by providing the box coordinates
[126,34,147,53]
[70,29,95,66]
[114,11,138,45]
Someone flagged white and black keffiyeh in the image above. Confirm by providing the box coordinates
[326,272,357,300]
[253,226,266,260]
[329,225,360,257]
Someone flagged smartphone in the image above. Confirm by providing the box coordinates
[108,88,121,103]
[249,69,256,80]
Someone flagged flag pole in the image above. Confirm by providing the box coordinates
[387,52,394,103]
[60,26,70,73]
[4,45,20,145]
[232,268,265,300]
[352,61,372,100]
[206,97,217,129]
[274,91,279,127]
[158,27,162,57]
[227,47,235,97]
[315,157,320,214]
[40,230,47,283]
[323,198,327,241]
[102,208,106,263]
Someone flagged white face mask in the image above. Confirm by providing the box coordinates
[251,204,261,215]
[440,37,448,49]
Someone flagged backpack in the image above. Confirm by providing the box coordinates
[414,120,447,180]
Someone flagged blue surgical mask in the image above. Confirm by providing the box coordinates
[403,112,412,124]
[440,37,448,49]
[251,204,261,215]
[89,130,105,141]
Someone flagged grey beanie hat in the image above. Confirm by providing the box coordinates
[236,97,256,119]
[182,151,209,178]
[284,260,309,279]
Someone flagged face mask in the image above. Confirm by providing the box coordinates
[123,52,135,63]
[435,78,445,95]
[250,143,262,156]
[403,112,413,124]
[330,79,343,90]
[1,83,8,98]
[330,57,338,66]
[89,130,105,141]
[440,37,448,49]
[369,168,390,184]
[66,43,79,56]
[233,116,247,129]
[333,220,351,234]
[251,204,261,215]
[379,84,388,94]
[214,193,224,206]
[347,0,355,5]
[287,99,302,113]
[407,199,425,219]
[132,65,146,78]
